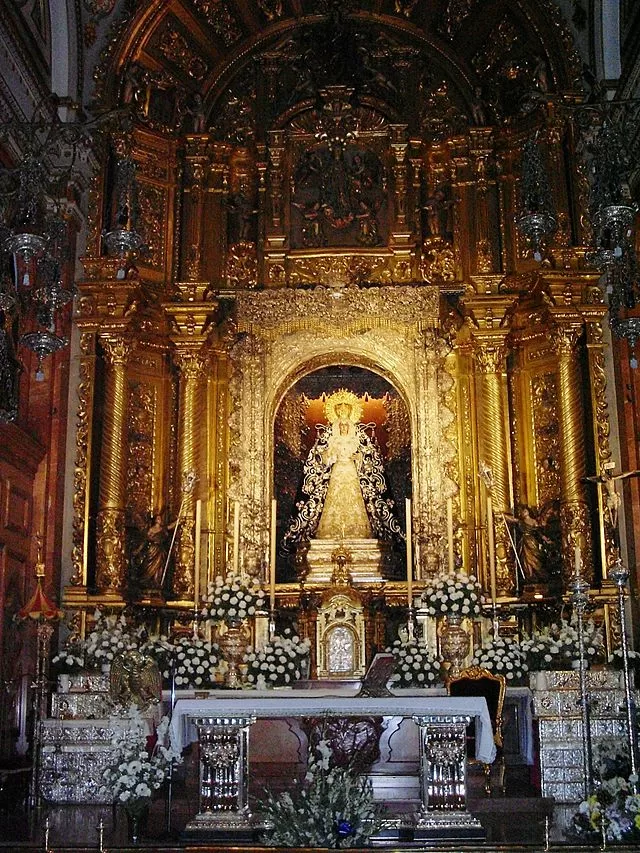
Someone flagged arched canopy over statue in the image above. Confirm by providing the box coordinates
[282,389,404,555]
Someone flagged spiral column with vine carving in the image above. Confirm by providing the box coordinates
[474,339,514,595]
[95,335,132,596]
[584,315,616,577]
[552,323,592,582]
[173,348,204,599]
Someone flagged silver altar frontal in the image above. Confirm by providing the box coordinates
[170,689,494,839]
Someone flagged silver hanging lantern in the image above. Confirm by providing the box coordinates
[515,136,557,261]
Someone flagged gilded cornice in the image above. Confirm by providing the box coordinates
[235,285,440,337]
[164,301,219,340]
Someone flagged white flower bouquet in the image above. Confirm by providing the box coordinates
[420,572,483,618]
[201,571,266,624]
[244,630,310,688]
[100,710,182,819]
[51,641,85,674]
[84,610,139,670]
[385,638,443,688]
[165,634,221,689]
[521,617,604,671]
[259,738,382,848]
[470,636,529,683]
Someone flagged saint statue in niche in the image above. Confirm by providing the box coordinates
[281,389,404,553]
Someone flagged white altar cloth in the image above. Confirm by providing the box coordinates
[170,688,496,764]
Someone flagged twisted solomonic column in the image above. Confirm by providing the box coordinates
[95,335,133,597]
[172,348,205,600]
[474,339,514,595]
[552,324,593,583]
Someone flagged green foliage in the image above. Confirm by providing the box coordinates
[258,739,383,848]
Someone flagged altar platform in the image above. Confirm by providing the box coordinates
[0,762,622,851]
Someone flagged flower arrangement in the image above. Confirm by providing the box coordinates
[259,738,382,848]
[201,571,266,624]
[165,634,221,689]
[420,572,483,619]
[568,741,639,843]
[607,647,640,672]
[84,610,139,670]
[51,640,85,674]
[140,634,176,681]
[470,636,529,683]
[521,618,604,671]
[385,637,443,688]
[100,710,182,824]
[244,630,310,688]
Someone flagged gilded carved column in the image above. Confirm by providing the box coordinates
[552,323,592,582]
[474,337,514,595]
[95,335,132,597]
[173,347,205,600]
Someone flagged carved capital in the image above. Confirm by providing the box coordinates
[551,325,581,357]
[174,348,206,380]
[474,343,505,374]
[100,335,133,368]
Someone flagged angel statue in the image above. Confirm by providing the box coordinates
[281,389,404,553]
[110,650,162,713]
[503,503,556,584]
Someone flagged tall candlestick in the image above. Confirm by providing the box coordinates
[194,499,202,603]
[270,499,277,612]
[487,496,496,604]
[405,498,413,606]
[574,544,582,578]
[446,497,454,574]
[233,500,240,576]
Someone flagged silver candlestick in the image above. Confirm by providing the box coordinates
[608,560,639,793]
[569,571,593,798]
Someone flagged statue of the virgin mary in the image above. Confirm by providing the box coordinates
[282,389,404,553]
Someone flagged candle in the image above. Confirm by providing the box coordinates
[193,499,202,603]
[405,498,413,607]
[574,544,581,578]
[233,500,240,576]
[487,496,496,605]
[270,499,277,612]
[446,497,454,574]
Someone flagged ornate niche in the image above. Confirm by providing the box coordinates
[228,284,458,586]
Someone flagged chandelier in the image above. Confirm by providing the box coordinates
[516,100,640,364]
[0,97,141,421]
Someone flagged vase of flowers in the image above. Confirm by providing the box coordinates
[421,573,483,677]
[100,710,182,845]
[385,637,443,688]
[83,610,139,672]
[162,633,221,689]
[522,617,603,677]
[218,618,251,688]
[201,571,266,625]
[244,630,311,688]
[470,636,529,684]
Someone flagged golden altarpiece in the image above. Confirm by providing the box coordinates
[61,2,626,671]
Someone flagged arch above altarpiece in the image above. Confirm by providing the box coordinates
[227,284,458,582]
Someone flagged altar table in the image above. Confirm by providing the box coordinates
[171,688,494,839]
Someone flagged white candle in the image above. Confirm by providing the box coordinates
[406,498,413,607]
[233,500,240,576]
[487,496,496,604]
[447,497,454,574]
[270,499,277,612]
[194,499,202,603]
[574,544,581,578]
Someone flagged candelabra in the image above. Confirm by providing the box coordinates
[569,569,593,798]
[608,560,639,792]
[514,136,557,261]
